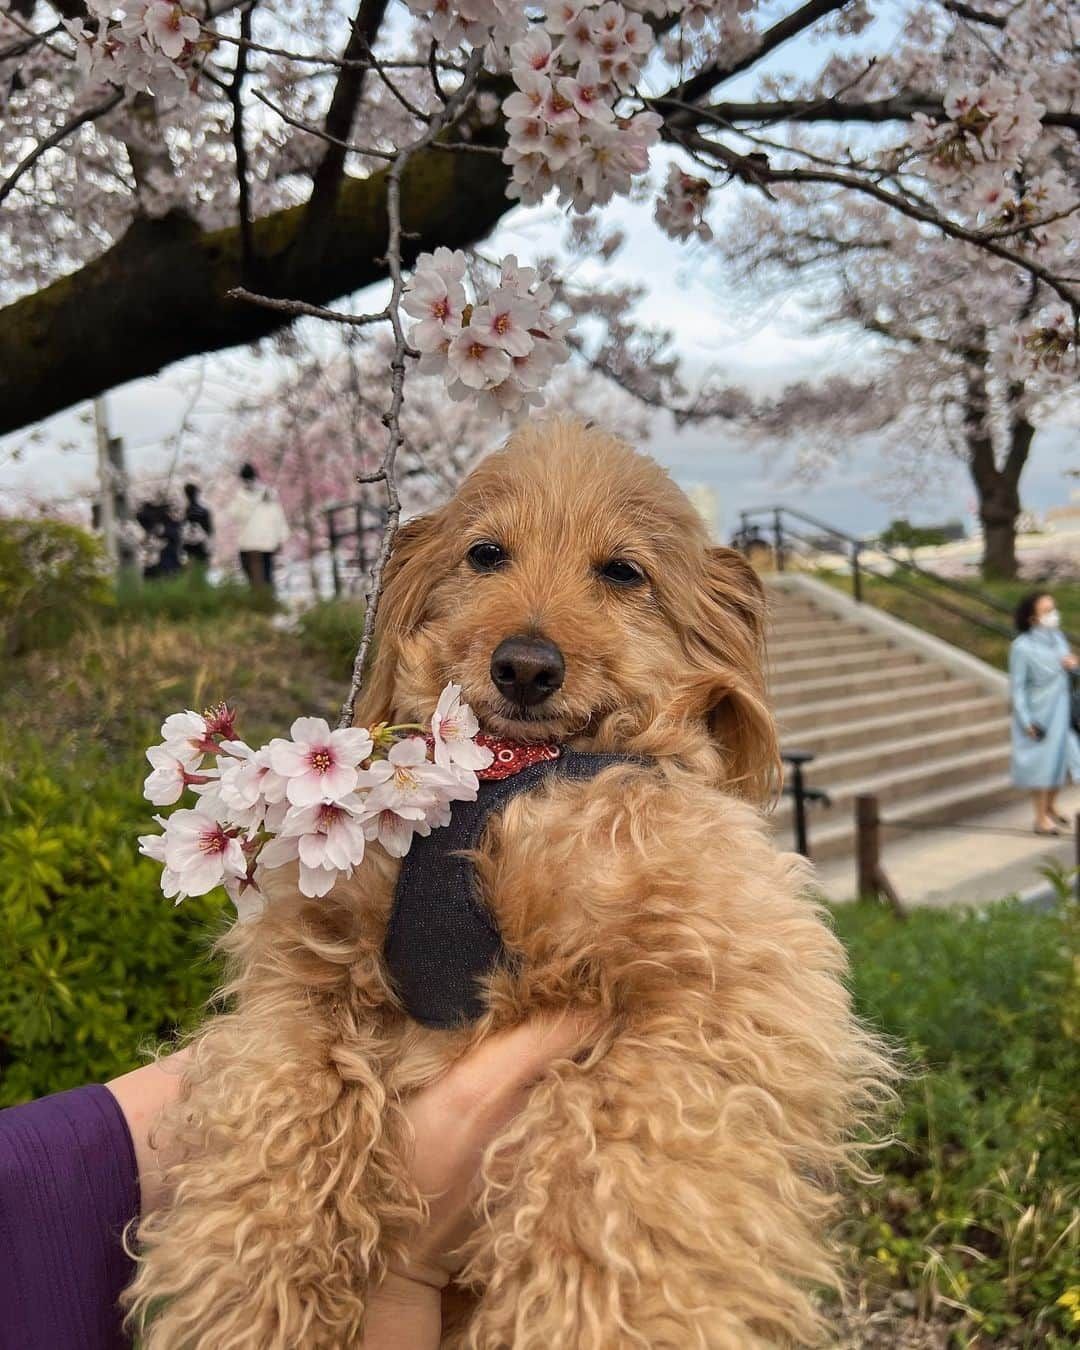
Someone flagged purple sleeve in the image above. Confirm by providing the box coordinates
[0,1084,138,1349]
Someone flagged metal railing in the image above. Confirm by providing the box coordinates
[736,504,1080,647]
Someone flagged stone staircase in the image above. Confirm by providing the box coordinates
[766,577,1013,861]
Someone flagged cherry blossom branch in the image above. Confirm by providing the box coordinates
[249,87,395,159]
[338,48,485,731]
[226,289,389,327]
[0,18,63,60]
[203,25,451,72]
[663,0,851,119]
[686,133,1080,310]
[0,88,123,207]
[696,95,1080,136]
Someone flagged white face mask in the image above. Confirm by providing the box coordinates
[1039,609,1061,629]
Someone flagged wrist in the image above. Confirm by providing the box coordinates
[363,1272,442,1350]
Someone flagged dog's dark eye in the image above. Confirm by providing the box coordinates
[598,558,646,587]
[466,541,509,572]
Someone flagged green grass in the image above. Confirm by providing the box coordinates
[1,579,1076,1345]
[818,570,1080,671]
[294,595,367,683]
[835,898,1079,1346]
[112,567,277,622]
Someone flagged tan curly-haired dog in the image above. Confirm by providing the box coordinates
[126,420,890,1348]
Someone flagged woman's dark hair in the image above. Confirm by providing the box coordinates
[1015,591,1052,633]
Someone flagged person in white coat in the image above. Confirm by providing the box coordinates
[228,463,290,591]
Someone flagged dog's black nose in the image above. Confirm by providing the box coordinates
[490,635,565,708]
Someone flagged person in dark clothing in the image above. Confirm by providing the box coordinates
[181,483,214,566]
[134,499,183,579]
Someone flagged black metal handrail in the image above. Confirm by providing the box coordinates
[737,504,1080,648]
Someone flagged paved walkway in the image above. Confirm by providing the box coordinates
[807,785,1080,907]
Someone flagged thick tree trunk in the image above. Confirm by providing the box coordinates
[964,362,1034,582]
[0,127,510,437]
[979,491,1020,580]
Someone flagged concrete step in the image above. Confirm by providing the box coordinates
[774,773,1019,863]
[768,632,897,662]
[776,678,984,734]
[773,744,1011,829]
[767,617,869,642]
[779,696,1007,756]
[769,659,934,707]
[787,719,1008,789]
[768,648,908,683]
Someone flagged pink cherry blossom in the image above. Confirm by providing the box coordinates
[143,2,200,61]
[162,808,247,898]
[270,718,374,806]
[403,268,466,352]
[157,709,211,765]
[468,287,540,357]
[431,684,495,772]
[557,62,614,125]
[360,803,431,858]
[447,330,513,388]
[143,743,213,806]
[260,797,369,897]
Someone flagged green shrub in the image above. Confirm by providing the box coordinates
[296,597,366,682]
[0,518,113,657]
[834,900,1079,1345]
[0,745,228,1106]
[112,567,274,622]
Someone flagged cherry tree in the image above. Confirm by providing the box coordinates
[2,0,1078,709]
[717,156,1077,577]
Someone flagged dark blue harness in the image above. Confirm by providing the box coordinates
[383,749,637,1029]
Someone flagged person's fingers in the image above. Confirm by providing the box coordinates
[445,1012,596,1120]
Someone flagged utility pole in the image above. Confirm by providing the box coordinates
[94,396,118,570]
[94,397,135,573]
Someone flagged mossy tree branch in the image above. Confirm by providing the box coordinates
[0,129,511,437]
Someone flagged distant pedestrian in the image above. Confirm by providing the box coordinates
[227,462,290,591]
[135,498,183,579]
[1009,590,1080,834]
[182,482,214,566]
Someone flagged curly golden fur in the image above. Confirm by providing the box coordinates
[125,420,892,1348]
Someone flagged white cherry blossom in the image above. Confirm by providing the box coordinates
[270,718,374,807]
[431,684,495,772]
[162,808,247,898]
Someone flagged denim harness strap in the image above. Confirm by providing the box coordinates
[383,749,637,1030]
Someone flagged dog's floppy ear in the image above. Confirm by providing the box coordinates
[352,510,445,727]
[681,546,779,802]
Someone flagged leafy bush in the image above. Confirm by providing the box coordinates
[0,518,113,657]
[112,567,275,622]
[0,747,228,1106]
[835,900,1080,1346]
[295,596,366,682]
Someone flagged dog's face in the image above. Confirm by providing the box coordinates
[360,421,776,799]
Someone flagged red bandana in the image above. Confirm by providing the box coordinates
[475,734,561,780]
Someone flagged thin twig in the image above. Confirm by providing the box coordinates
[250,86,395,158]
[0,88,123,207]
[203,23,460,73]
[227,288,390,326]
[338,49,484,729]
[685,132,1080,311]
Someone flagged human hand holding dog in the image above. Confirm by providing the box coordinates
[108,1017,592,1350]
[363,1012,595,1348]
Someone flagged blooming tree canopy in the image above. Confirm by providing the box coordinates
[2,0,1077,439]
[716,76,1078,580]
[3,0,1077,699]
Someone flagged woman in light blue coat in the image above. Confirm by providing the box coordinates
[1009,591,1080,834]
